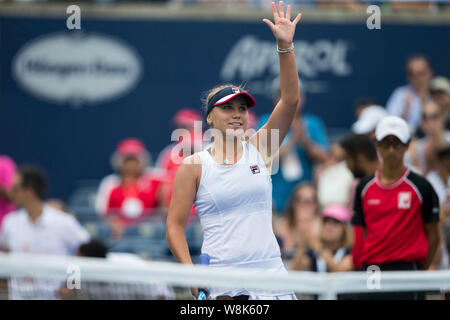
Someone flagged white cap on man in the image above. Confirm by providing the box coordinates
[375,115,411,144]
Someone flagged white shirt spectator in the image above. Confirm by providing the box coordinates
[317,161,354,208]
[386,85,431,132]
[426,171,449,270]
[0,205,90,255]
[0,205,90,299]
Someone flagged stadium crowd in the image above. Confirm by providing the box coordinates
[0,54,449,299]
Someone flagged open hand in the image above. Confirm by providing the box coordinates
[263,1,302,48]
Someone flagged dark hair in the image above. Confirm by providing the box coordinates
[285,182,318,228]
[18,166,47,200]
[78,239,108,258]
[353,97,378,112]
[340,134,378,162]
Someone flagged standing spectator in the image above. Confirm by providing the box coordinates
[95,138,163,238]
[291,204,353,272]
[258,92,329,214]
[275,182,321,260]
[352,116,440,273]
[386,55,433,134]
[340,134,380,271]
[0,156,16,228]
[406,101,450,175]
[0,166,90,299]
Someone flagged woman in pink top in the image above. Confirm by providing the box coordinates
[0,155,16,227]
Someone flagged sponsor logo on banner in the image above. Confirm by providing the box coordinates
[12,32,142,106]
[220,35,352,97]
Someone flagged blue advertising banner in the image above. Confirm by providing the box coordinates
[1,15,449,200]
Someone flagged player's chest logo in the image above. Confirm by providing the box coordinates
[398,192,412,209]
[250,164,260,174]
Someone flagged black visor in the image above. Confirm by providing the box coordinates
[206,87,256,115]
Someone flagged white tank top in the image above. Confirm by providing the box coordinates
[194,140,283,268]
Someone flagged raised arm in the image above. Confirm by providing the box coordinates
[251,1,301,160]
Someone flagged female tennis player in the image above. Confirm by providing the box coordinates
[166,1,302,300]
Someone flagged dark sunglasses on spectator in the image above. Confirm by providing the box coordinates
[295,197,316,205]
[408,69,428,77]
[322,217,342,225]
[376,139,406,149]
[423,112,441,121]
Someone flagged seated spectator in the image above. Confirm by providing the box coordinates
[0,166,90,299]
[406,101,450,175]
[315,143,354,208]
[430,76,450,129]
[0,166,90,254]
[95,138,164,238]
[290,204,353,272]
[386,54,433,134]
[0,155,16,228]
[155,109,203,217]
[259,91,329,214]
[426,142,450,270]
[352,104,388,137]
[275,182,321,260]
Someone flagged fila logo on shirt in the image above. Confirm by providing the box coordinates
[250,164,260,174]
[398,192,412,209]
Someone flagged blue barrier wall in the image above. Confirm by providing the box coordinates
[1,15,449,200]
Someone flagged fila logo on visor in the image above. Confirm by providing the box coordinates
[250,165,260,174]
[232,87,240,93]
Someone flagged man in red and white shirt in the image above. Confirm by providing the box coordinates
[352,116,440,271]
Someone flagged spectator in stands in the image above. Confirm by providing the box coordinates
[0,166,90,254]
[258,91,329,214]
[406,101,450,175]
[0,155,16,228]
[46,198,71,214]
[340,134,379,180]
[352,116,440,274]
[352,103,388,138]
[340,133,380,271]
[0,166,90,299]
[426,142,450,270]
[291,204,353,272]
[315,142,353,209]
[95,138,163,238]
[275,182,321,260]
[386,54,433,134]
[429,76,450,129]
[155,109,203,215]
